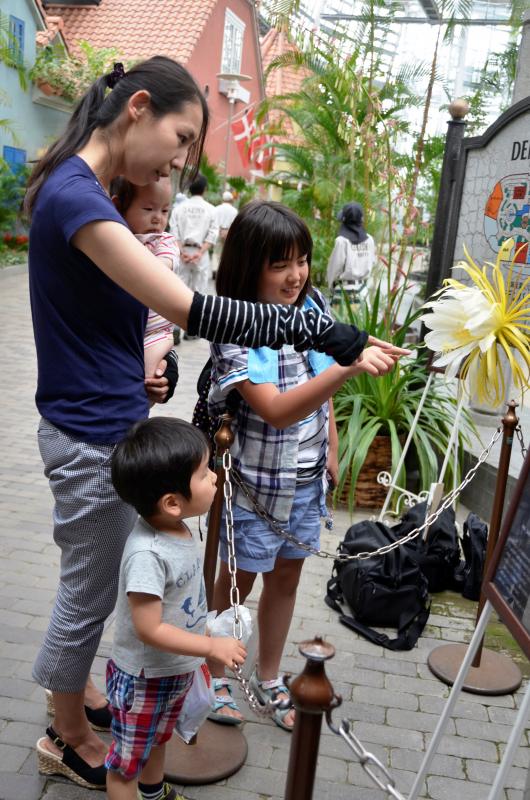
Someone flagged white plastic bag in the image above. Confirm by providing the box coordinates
[174,662,215,744]
[207,606,253,644]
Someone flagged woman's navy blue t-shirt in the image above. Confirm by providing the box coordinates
[29,156,149,444]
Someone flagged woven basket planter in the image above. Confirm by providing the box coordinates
[338,433,405,509]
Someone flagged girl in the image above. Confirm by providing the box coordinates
[25,56,406,789]
[111,175,179,378]
[207,201,399,730]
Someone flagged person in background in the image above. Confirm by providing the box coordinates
[212,190,238,280]
[326,201,376,306]
[169,174,218,334]
[215,190,238,243]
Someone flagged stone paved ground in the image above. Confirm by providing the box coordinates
[0,267,528,800]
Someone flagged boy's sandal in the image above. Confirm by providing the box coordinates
[137,783,190,800]
[249,672,295,732]
[36,725,107,789]
[207,677,244,726]
[45,688,112,732]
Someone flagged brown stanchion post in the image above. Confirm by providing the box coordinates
[284,638,336,800]
[203,413,234,609]
[427,400,522,694]
[472,400,519,668]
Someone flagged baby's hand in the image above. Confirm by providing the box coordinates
[348,346,398,378]
[209,636,247,669]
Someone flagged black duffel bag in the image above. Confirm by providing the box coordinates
[390,501,460,593]
[325,520,430,651]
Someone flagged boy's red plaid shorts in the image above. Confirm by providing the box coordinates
[105,659,193,779]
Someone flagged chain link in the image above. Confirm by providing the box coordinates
[230,426,502,562]
[515,425,528,460]
[221,449,290,719]
[326,713,407,800]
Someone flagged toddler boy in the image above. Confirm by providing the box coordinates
[106,417,246,800]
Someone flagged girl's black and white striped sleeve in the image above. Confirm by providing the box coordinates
[187,293,369,366]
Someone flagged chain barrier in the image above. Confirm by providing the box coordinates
[229,426,503,563]
[326,711,407,799]
[221,449,290,719]
[515,424,527,460]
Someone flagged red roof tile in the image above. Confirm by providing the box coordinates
[44,0,217,62]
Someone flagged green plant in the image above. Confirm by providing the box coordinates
[0,158,29,233]
[29,41,127,103]
[333,288,474,511]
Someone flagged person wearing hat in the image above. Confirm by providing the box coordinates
[215,190,238,242]
[327,201,375,305]
[212,190,238,278]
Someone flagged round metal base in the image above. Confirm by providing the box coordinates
[428,644,522,696]
[164,720,247,785]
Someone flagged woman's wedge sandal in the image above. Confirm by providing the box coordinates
[36,726,107,789]
[249,671,295,732]
[45,688,112,732]
[207,677,244,725]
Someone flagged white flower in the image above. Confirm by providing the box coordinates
[420,287,497,379]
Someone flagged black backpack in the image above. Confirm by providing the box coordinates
[325,520,431,651]
[390,501,460,593]
[458,512,488,601]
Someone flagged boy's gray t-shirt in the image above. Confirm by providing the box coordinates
[112,517,207,677]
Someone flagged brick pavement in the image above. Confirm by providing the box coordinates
[0,267,528,800]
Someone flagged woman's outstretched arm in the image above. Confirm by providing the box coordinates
[73,220,407,364]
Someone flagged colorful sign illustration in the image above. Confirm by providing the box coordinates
[484,174,530,273]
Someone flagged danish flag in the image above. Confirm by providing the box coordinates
[231,108,274,173]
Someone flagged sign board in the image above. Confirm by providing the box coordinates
[483,449,530,661]
[452,98,530,282]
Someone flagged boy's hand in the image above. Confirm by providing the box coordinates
[347,346,398,378]
[209,636,247,669]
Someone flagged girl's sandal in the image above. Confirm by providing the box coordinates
[36,725,107,788]
[207,677,244,725]
[249,672,295,732]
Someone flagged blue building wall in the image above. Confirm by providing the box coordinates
[0,0,71,163]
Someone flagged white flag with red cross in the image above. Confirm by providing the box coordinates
[231,108,275,172]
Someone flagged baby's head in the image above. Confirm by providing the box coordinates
[111,417,216,527]
[110,175,172,235]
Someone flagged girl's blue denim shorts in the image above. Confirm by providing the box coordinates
[219,478,324,573]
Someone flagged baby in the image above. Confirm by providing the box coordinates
[111,176,180,378]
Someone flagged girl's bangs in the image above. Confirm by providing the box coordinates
[266,216,312,266]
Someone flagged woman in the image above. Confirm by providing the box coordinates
[326,201,376,305]
[25,57,406,790]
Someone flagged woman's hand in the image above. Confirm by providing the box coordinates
[145,358,169,404]
[367,335,411,358]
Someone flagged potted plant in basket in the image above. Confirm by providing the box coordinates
[333,286,475,510]
[29,41,126,104]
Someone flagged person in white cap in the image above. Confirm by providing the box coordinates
[215,190,238,241]
[212,190,238,279]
